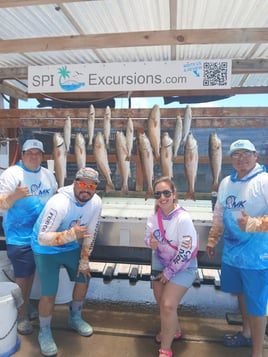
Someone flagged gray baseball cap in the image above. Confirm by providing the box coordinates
[75,167,100,183]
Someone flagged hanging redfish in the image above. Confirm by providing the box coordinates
[94,132,115,193]
[148,104,161,162]
[184,133,198,200]
[138,132,154,200]
[115,131,130,195]
[208,132,222,193]
[53,132,66,188]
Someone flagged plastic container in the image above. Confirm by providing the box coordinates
[0,282,20,357]
[0,252,15,283]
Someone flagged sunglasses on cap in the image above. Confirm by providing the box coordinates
[76,180,97,190]
[153,190,172,199]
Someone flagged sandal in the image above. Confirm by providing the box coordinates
[155,330,182,344]
[223,331,252,347]
[159,349,173,357]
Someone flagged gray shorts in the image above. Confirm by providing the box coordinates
[151,251,197,288]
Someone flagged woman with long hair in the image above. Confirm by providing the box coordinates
[144,176,199,357]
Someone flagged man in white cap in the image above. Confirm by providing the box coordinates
[0,139,58,334]
[31,167,102,357]
[206,139,268,357]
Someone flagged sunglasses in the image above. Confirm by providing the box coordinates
[231,151,253,159]
[153,190,172,199]
[76,180,97,190]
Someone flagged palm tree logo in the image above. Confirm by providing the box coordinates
[58,66,85,91]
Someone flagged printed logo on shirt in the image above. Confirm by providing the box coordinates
[40,208,57,232]
[30,182,51,196]
[225,195,246,209]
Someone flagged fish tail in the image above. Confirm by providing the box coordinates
[120,185,128,196]
[184,192,195,201]
[105,182,115,193]
[211,182,218,192]
[145,188,153,201]
[154,153,160,163]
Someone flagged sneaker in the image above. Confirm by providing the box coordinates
[38,326,58,357]
[28,303,38,321]
[68,311,93,336]
[17,316,33,335]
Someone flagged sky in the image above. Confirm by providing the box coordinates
[12,93,268,109]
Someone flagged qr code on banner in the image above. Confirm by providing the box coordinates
[203,61,228,86]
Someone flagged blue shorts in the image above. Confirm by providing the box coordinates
[33,248,89,296]
[221,262,268,316]
[152,251,197,288]
[6,244,35,278]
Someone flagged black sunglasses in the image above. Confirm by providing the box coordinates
[153,190,172,199]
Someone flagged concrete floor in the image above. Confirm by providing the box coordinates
[7,279,268,357]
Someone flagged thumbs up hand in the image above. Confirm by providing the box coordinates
[237,209,249,231]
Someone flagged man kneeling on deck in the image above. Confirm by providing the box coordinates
[31,167,102,357]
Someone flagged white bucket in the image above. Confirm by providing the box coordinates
[0,282,20,357]
[30,267,74,304]
[0,252,15,283]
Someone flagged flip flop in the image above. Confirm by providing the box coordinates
[155,330,182,344]
[223,331,252,347]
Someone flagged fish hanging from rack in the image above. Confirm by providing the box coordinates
[126,117,134,161]
[103,105,111,150]
[138,132,154,200]
[63,115,71,152]
[181,105,192,146]
[115,131,130,195]
[208,132,222,193]
[184,132,198,201]
[87,104,95,149]
[53,132,66,188]
[93,131,115,193]
[173,114,182,159]
[147,104,161,162]
[74,132,86,170]
[160,132,173,178]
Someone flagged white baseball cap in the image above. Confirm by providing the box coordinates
[22,139,45,153]
[229,139,256,155]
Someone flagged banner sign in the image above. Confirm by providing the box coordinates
[28,59,232,93]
